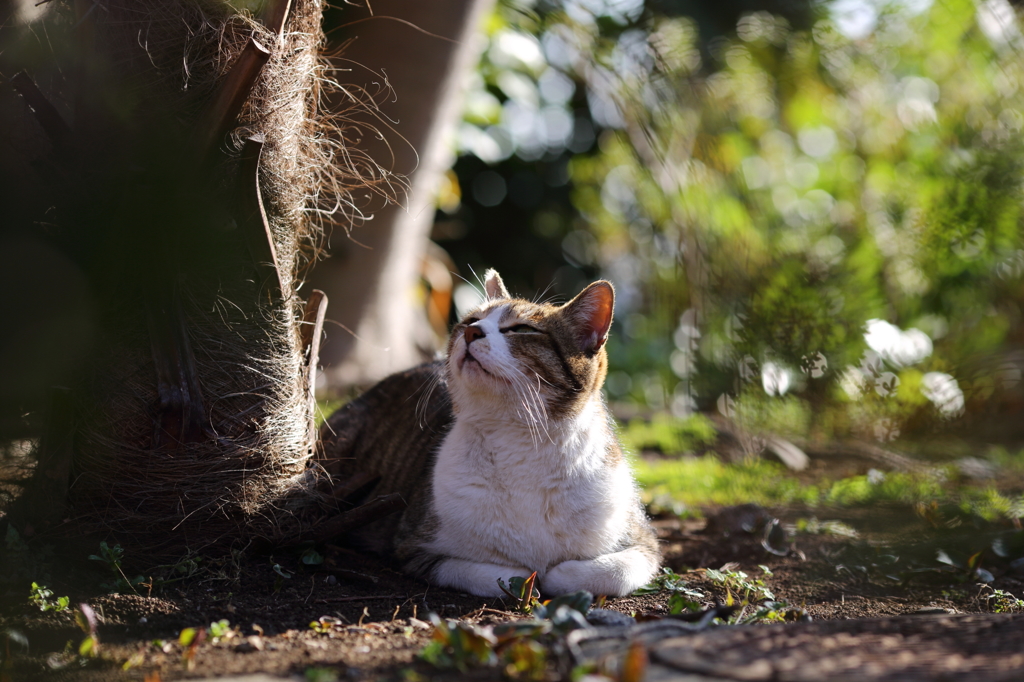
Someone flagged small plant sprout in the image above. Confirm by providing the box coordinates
[28,583,70,612]
[309,616,343,634]
[75,604,100,658]
[178,626,207,670]
[88,542,146,593]
[301,546,324,566]
[419,591,592,675]
[745,600,810,624]
[497,572,541,614]
[634,567,706,614]
[207,619,238,643]
[983,587,1024,613]
[705,565,776,605]
[420,615,498,671]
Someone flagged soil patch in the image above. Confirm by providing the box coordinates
[2,503,1023,680]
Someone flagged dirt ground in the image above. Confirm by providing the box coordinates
[3,496,1024,681]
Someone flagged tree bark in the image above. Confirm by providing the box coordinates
[309,0,495,388]
[0,0,343,559]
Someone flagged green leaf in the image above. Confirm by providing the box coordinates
[179,627,198,647]
[78,635,97,657]
[209,619,232,638]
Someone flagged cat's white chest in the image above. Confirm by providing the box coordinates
[428,402,633,573]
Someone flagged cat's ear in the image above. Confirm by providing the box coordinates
[483,269,511,301]
[563,281,614,353]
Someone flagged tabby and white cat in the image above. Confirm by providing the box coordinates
[320,270,659,597]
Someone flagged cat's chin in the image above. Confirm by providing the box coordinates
[453,354,515,395]
[457,351,488,375]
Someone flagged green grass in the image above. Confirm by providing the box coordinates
[633,456,820,509]
[619,413,718,456]
[634,455,1024,520]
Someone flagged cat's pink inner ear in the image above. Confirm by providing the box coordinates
[483,269,510,301]
[570,281,614,352]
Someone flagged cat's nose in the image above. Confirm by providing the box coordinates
[464,325,485,344]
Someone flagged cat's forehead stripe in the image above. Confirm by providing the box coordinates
[470,299,554,324]
[476,303,508,321]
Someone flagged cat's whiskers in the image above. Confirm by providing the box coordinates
[504,366,553,447]
[415,370,446,428]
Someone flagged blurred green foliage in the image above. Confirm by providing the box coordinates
[448,0,1024,443]
[619,412,718,454]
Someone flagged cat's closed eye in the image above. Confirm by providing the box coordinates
[502,324,536,334]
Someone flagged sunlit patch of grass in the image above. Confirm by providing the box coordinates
[823,471,945,506]
[633,456,820,509]
[635,455,1024,522]
[619,413,718,456]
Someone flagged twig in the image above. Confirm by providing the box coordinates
[317,594,405,603]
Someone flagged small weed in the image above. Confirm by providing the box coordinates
[178,626,206,670]
[500,639,548,681]
[420,616,497,671]
[705,565,775,604]
[420,591,592,675]
[173,619,237,670]
[89,542,146,593]
[28,582,69,612]
[743,600,809,624]
[634,567,706,614]
[301,546,324,566]
[207,619,238,643]
[309,616,343,634]
[497,572,541,614]
[74,604,100,658]
[634,567,693,594]
[983,587,1024,613]
[696,566,806,624]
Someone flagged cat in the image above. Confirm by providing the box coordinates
[319,270,660,597]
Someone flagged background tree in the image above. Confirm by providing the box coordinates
[309,0,497,388]
[434,0,1024,450]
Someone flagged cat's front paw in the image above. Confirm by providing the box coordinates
[433,558,532,597]
[543,549,658,597]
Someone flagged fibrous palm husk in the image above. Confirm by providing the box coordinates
[3,0,397,561]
